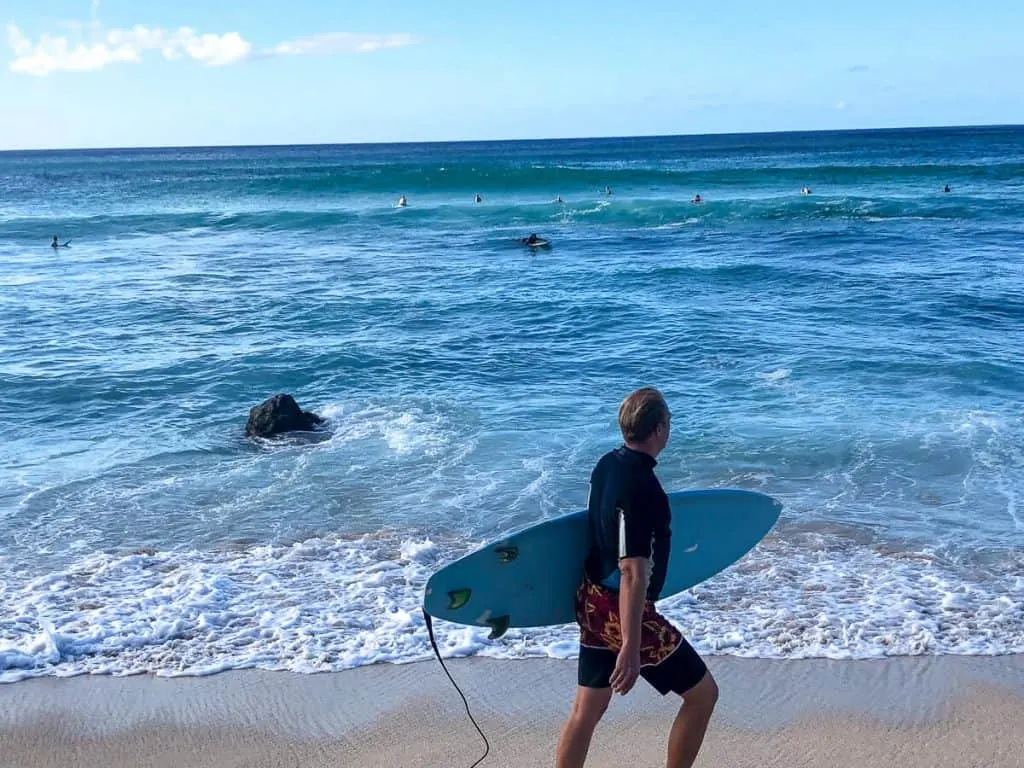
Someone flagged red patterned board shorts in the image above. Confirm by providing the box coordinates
[574,577,707,695]
[575,578,682,663]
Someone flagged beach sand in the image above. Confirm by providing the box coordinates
[1,655,1022,767]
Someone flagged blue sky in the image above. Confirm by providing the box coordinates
[2,0,1023,149]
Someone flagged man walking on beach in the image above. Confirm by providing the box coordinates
[556,387,718,768]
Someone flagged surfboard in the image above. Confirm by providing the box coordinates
[423,489,781,638]
[524,239,550,248]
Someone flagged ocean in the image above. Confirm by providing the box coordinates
[0,126,1022,682]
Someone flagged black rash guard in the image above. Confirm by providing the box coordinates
[583,445,671,602]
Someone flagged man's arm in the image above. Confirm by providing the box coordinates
[618,556,648,650]
[609,499,655,695]
[609,556,647,695]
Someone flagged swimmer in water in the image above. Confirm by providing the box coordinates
[555,195,564,204]
[692,194,702,204]
[398,195,407,207]
[605,186,613,195]
[475,194,482,203]
[801,186,812,195]
[943,184,951,193]
[51,235,59,248]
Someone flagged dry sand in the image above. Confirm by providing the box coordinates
[1,655,1022,767]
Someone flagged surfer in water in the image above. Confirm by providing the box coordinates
[555,195,564,204]
[521,233,543,246]
[801,186,812,195]
[605,186,613,196]
[691,194,702,204]
[475,194,482,203]
[556,388,718,768]
[51,234,70,248]
[944,184,951,193]
[397,195,407,207]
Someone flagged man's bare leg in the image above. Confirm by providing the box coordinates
[666,671,719,768]
[556,686,614,768]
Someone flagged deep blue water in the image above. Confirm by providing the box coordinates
[0,126,1022,680]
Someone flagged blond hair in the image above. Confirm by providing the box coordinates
[617,387,669,443]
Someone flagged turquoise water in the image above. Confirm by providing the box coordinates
[0,126,1022,680]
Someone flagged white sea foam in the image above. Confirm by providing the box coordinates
[0,534,449,682]
[0,274,41,286]
[1,527,1021,683]
[759,368,792,384]
[566,200,611,217]
[652,220,699,230]
[320,401,450,457]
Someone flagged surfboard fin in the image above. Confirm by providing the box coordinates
[485,615,510,640]
[494,545,519,563]
[447,589,472,610]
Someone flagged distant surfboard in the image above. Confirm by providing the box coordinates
[423,488,781,638]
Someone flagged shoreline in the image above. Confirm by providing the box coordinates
[1,655,1022,767]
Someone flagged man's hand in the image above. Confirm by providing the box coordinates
[610,644,641,695]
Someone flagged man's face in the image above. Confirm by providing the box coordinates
[656,413,671,453]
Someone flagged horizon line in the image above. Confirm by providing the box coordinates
[1,121,1021,155]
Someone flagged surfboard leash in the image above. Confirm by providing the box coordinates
[422,609,491,767]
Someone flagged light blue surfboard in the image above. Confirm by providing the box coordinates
[423,489,781,638]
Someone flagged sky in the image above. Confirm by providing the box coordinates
[1,0,1023,149]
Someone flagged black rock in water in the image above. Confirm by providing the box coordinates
[246,394,323,438]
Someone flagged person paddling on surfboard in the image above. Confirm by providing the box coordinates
[51,234,70,248]
[556,388,718,768]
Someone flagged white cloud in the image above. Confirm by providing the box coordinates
[176,28,252,67]
[271,32,418,57]
[7,20,417,76]
[7,23,250,75]
[8,24,136,75]
[835,100,847,111]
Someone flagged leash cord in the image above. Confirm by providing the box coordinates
[423,609,491,767]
